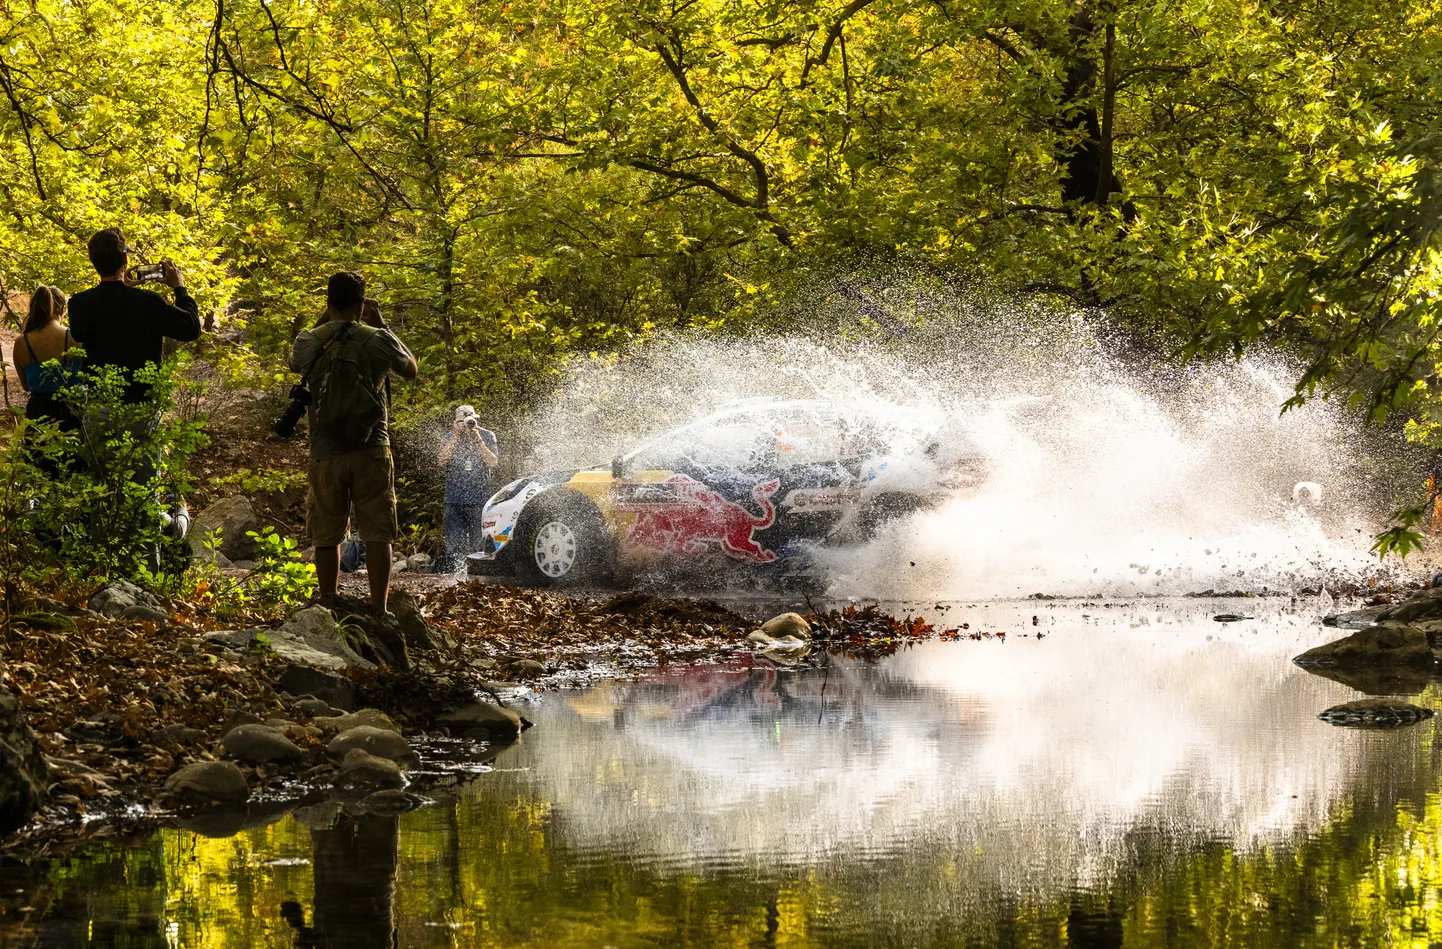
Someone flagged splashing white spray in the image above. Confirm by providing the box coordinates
[517,292,1417,598]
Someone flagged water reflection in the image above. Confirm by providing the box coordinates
[5,600,1442,947]
[282,814,399,948]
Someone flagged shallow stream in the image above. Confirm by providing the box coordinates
[4,599,1440,947]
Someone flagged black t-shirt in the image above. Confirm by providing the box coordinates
[443,429,499,505]
[69,281,201,402]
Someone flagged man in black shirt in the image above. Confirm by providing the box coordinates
[69,228,201,403]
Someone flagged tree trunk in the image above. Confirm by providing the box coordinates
[1057,7,1122,209]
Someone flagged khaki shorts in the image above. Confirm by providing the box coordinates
[306,447,397,546]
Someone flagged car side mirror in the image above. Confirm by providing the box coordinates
[612,455,632,480]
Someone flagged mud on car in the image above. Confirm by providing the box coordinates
[467,398,987,586]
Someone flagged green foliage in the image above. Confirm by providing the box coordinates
[2,358,208,581]
[243,527,318,606]
[6,0,1442,559]
[212,467,307,495]
[1372,504,1429,561]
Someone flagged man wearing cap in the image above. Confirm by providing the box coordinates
[69,227,201,404]
[437,405,499,572]
[291,271,418,615]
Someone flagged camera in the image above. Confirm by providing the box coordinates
[273,384,311,438]
[128,262,165,283]
[466,418,478,429]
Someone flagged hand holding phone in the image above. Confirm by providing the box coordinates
[128,263,166,284]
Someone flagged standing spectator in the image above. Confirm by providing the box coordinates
[68,228,201,404]
[292,272,418,616]
[11,285,81,430]
[437,404,499,572]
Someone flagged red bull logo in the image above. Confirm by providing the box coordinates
[620,474,780,563]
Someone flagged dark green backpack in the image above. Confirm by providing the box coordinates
[311,323,387,450]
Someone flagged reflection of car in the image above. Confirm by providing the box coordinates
[467,398,988,585]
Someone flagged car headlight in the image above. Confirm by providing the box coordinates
[487,479,528,507]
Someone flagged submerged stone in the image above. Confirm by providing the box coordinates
[334,749,406,793]
[436,701,522,740]
[1317,698,1435,729]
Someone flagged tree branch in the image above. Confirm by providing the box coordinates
[800,0,878,87]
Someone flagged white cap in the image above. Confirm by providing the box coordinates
[454,404,478,422]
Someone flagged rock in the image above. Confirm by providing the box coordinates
[298,546,317,564]
[327,726,415,764]
[13,612,79,632]
[761,612,810,639]
[390,590,437,652]
[294,697,342,718]
[316,708,400,735]
[392,559,408,574]
[29,596,84,617]
[87,580,166,619]
[435,701,523,740]
[231,560,260,571]
[282,605,343,642]
[406,553,433,572]
[510,659,545,678]
[1317,698,1436,729]
[1381,588,1442,623]
[333,749,405,793]
[746,630,775,646]
[223,710,264,732]
[151,724,207,747]
[44,757,100,779]
[193,495,261,560]
[222,724,303,765]
[323,597,410,670]
[1293,625,1435,668]
[162,761,250,806]
[264,718,302,732]
[351,789,428,816]
[122,604,171,623]
[209,615,376,674]
[276,665,357,711]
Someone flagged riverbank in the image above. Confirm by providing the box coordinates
[3,578,920,856]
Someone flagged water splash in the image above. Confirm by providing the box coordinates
[518,286,1418,598]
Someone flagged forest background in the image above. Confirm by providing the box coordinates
[5,0,1442,553]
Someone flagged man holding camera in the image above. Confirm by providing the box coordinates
[437,405,499,572]
[290,272,418,616]
[69,227,201,403]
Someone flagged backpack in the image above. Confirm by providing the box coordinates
[311,323,387,451]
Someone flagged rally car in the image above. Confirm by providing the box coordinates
[467,398,988,586]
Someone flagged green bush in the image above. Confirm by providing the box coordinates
[1,357,207,584]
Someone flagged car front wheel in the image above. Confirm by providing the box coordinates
[513,497,609,587]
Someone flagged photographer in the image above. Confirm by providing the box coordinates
[437,405,499,572]
[290,272,418,616]
[68,228,200,404]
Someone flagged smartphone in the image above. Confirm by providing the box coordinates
[128,263,165,283]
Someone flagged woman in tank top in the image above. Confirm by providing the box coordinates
[11,285,83,430]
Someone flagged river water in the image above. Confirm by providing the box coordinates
[3,598,1440,947]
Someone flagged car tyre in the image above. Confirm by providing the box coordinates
[513,494,610,587]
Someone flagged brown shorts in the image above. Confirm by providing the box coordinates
[306,447,397,546]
